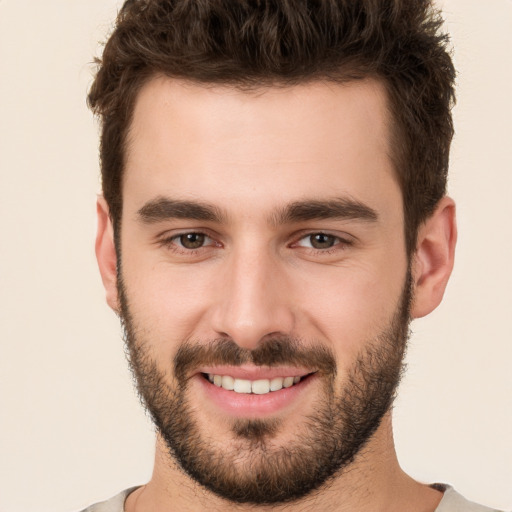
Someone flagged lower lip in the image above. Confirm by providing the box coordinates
[196,374,316,417]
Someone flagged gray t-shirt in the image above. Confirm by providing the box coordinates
[79,484,504,512]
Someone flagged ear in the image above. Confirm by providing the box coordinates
[95,196,120,313]
[410,196,457,319]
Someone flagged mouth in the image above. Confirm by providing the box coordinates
[196,367,317,417]
[202,372,311,395]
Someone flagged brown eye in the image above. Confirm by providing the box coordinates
[309,233,337,249]
[179,233,206,249]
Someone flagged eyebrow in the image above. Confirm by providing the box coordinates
[272,198,378,225]
[137,197,225,223]
[136,196,378,225]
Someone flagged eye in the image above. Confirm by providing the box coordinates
[175,232,210,249]
[297,233,340,250]
[156,230,221,258]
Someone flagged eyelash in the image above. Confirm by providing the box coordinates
[157,231,353,256]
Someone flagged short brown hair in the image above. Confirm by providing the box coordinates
[88,0,456,255]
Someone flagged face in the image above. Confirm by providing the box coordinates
[117,78,410,504]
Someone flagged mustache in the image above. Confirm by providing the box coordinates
[174,337,336,383]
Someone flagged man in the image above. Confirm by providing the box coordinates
[83,1,503,511]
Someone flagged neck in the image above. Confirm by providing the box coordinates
[125,414,443,512]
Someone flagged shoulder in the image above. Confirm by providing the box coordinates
[435,484,506,512]
[78,487,141,512]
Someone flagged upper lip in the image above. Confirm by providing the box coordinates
[197,365,313,380]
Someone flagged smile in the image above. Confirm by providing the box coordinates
[197,367,317,416]
[205,373,303,394]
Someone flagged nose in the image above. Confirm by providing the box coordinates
[210,246,295,350]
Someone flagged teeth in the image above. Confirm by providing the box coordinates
[233,378,252,393]
[221,375,235,391]
[251,379,270,395]
[206,374,304,394]
[283,376,294,388]
[270,377,284,391]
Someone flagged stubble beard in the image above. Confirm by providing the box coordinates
[118,272,412,505]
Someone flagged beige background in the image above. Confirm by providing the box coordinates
[0,1,511,511]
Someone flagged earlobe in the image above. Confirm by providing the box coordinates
[410,196,457,319]
[95,196,120,313]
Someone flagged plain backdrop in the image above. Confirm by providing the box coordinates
[0,1,511,511]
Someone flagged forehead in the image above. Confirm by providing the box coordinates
[124,77,399,219]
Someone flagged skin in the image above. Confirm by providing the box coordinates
[96,76,457,511]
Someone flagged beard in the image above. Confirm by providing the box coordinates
[118,271,412,505]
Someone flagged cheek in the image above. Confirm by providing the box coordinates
[120,250,217,354]
[293,260,407,359]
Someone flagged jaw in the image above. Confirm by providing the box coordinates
[147,411,400,512]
